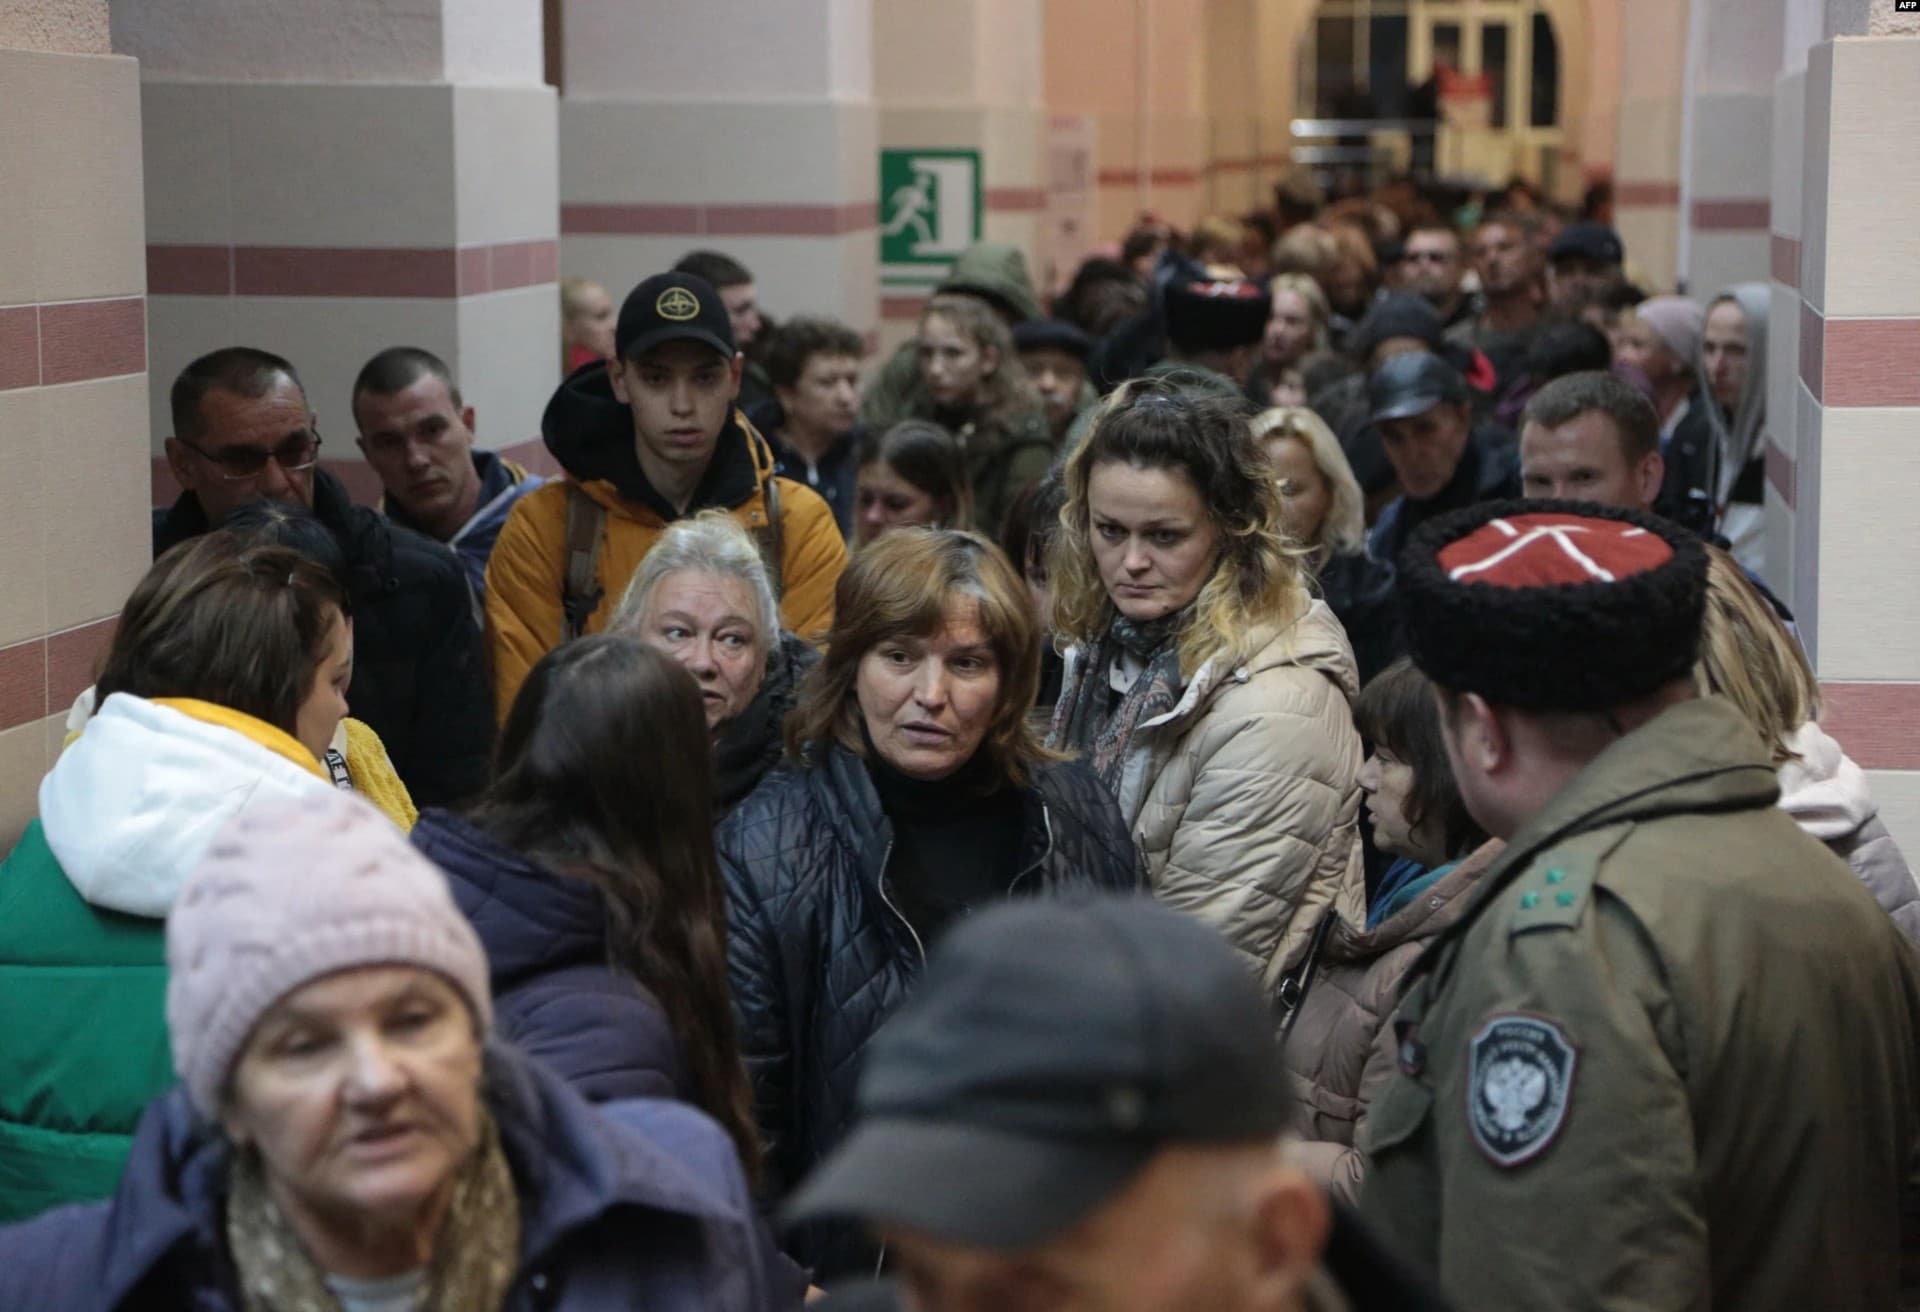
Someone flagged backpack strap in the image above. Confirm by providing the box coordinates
[754,473,786,601]
[560,482,607,642]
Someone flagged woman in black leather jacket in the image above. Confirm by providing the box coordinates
[716,528,1142,1280]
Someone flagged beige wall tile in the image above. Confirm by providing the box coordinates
[0,54,37,308]
[225,83,455,248]
[1687,232,1770,301]
[1771,70,1806,241]
[454,286,561,456]
[1616,210,1679,294]
[561,100,858,206]
[1689,93,1773,200]
[0,389,48,648]
[41,374,150,630]
[452,85,558,248]
[144,293,238,456]
[1865,768,1920,864]
[1767,283,1802,458]
[1818,38,1920,317]
[45,709,71,773]
[1801,42,1835,314]
[1615,96,1682,182]
[0,716,48,851]
[26,51,143,302]
[140,81,232,245]
[1814,406,1920,681]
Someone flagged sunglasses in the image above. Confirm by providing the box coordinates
[178,431,322,481]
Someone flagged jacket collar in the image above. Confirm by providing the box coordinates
[1135,600,1358,734]
[384,449,520,539]
[1328,838,1504,956]
[1430,696,1779,960]
[155,471,393,593]
[413,810,609,991]
[97,1044,740,1306]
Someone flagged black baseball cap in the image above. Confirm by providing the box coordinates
[784,896,1293,1251]
[1367,350,1469,426]
[1012,318,1093,361]
[1548,221,1624,267]
[615,271,736,362]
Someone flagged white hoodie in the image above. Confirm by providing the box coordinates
[1777,720,1920,943]
[38,693,336,919]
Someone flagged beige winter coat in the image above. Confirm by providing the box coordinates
[1056,600,1366,994]
[1284,840,1504,1203]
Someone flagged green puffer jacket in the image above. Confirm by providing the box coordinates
[0,693,338,1224]
[0,821,170,1223]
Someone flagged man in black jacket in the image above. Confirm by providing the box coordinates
[153,347,491,806]
[789,896,1452,1312]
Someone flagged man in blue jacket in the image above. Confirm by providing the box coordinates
[352,345,545,597]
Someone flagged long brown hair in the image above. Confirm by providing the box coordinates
[95,530,347,738]
[784,528,1054,786]
[913,293,1040,433]
[470,635,761,1180]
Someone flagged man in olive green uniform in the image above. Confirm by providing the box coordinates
[1361,499,1920,1311]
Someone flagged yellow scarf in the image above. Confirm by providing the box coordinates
[150,698,329,780]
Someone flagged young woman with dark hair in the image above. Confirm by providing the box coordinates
[409,635,761,1181]
[0,532,351,1222]
[718,527,1141,1279]
[1281,657,1503,1203]
[853,419,974,548]
[1048,374,1366,995]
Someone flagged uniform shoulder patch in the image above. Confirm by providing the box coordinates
[1466,1013,1578,1167]
[1506,849,1604,935]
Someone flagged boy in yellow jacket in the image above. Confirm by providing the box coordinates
[486,271,845,718]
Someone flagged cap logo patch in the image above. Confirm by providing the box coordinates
[656,286,701,321]
[1437,513,1673,589]
[1467,1014,1577,1167]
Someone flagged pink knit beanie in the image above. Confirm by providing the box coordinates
[1634,295,1706,366]
[166,790,493,1118]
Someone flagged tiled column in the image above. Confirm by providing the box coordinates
[559,0,877,344]
[1047,0,1209,248]
[1776,8,1920,852]
[1679,0,1785,296]
[873,0,1044,343]
[1613,0,1690,291]
[1201,0,1261,218]
[0,1,150,843]
[115,0,561,504]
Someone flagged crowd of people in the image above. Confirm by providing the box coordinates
[0,170,1916,1312]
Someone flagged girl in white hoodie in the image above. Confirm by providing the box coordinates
[0,532,354,1222]
[1696,546,1920,945]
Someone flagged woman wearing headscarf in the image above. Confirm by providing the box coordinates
[1699,283,1771,573]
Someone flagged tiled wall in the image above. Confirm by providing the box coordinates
[141,79,560,505]
[0,44,150,845]
[1775,36,1920,854]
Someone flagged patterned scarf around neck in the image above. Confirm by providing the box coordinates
[1055,610,1186,792]
[226,1112,520,1312]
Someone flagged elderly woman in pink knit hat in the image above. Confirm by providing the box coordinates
[0,790,800,1312]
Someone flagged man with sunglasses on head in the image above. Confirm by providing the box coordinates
[154,346,492,808]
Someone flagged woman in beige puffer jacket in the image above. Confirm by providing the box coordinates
[1049,376,1366,993]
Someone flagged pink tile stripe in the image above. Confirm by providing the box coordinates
[1771,234,1801,289]
[1691,198,1770,232]
[0,297,147,392]
[1799,304,1920,407]
[1615,180,1681,207]
[0,617,118,733]
[1821,682,1920,771]
[147,241,559,299]
[1096,167,1203,187]
[560,201,876,237]
[984,187,1046,212]
[880,295,928,322]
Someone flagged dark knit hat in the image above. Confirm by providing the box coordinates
[1397,499,1708,711]
[1013,318,1093,360]
[1349,292,1443,362]
[1548,221,1624,267]
[1164,278,1271,354]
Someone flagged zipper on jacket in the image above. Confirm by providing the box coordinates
[874,840,928,967]
[1008,804,1057,894]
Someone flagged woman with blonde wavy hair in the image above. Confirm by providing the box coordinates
[1048,375,1366,991]
[1695,547,1920,943]
[1252,406,1402,683]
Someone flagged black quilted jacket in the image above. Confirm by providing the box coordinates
[717,744,1143,1279]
